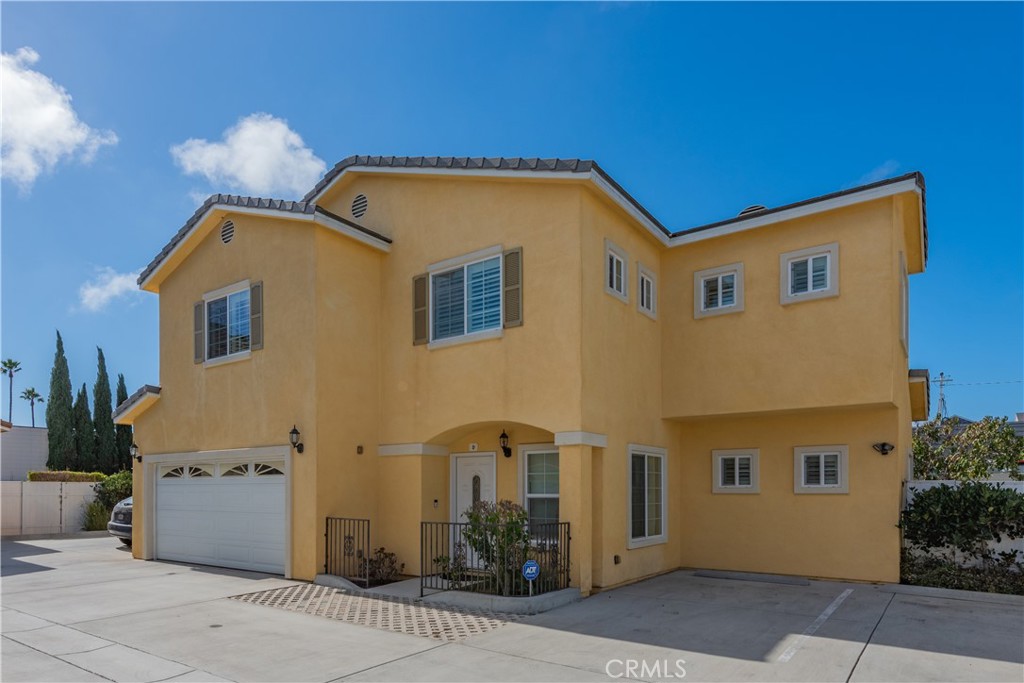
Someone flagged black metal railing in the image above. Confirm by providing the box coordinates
[420,521,570,598]
[325,517,370,587]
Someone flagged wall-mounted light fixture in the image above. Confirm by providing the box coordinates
[872,442,895,455]
[130,443,141,463]
[290,425,304,454]
[499,430,512,458]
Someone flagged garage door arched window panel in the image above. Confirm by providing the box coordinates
[160,465,184,479]
[255,462,285,477]
[220,463,249,477]
[187,465,213,478]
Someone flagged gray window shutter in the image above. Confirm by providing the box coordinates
[250,281,264,350]
[193,301,204,364]
[413,273,428,345]
[503,247,523,328]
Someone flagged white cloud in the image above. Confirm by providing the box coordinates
[78,267,142,312]
[1,47,118,193]
[171,113,326,199]
[856,160,901,186]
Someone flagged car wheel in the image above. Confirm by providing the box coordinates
[121,539,132,547]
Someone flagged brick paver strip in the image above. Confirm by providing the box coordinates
[230,584,523,642]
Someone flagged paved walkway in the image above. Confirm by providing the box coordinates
[3,535,1022,682]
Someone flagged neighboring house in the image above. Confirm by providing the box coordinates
[114,156,929,591]
[1,425,49,481]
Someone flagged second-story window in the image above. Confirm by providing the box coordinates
[432,255,501,341]
[195,280,263,365]
[703,272,736,310]
[605,239,628,303]
[207,289,250,359]
[693,263,745,319]
[780,243,839,305]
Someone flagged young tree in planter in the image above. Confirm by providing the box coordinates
[3,358,21,423]
[19,388,43,427]
[114,374,133,471]
[92,348,117,473]
[45,332,75,470]
[73,384,96,471]
[913,415,1024,481]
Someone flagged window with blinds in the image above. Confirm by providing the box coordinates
[431,256,501,341]
[780,243,839,305]
[712,449,760,493]
[197,280,262,364]
[703,272,736,310]
[794,445,849,494]
[694,263,745,319]
[629,446,667,547]
[605,239,628,302]
[638,265,657,318]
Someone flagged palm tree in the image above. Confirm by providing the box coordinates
[2,359,21,423]
[20,388,44,427]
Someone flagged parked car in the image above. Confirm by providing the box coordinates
[108,497,132,546]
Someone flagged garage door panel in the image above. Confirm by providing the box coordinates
[156,455,286,575]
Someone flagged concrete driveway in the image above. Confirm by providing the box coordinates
[2,535,1022,682]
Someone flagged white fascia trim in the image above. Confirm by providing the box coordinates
[312,212,391,253]
[140,204,390,290]
[112,390,161,424]
[378,443,449,457]
[908,376,928,384]
[587,173,672,246]
[554,431,608,448]
[309,165,585,205]
[308,164,673,248]
[669,179,923,247]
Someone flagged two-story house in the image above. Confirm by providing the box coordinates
[114,156,929,593]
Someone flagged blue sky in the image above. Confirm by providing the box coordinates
[2,2,1021,426]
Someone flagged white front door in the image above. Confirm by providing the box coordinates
[452,453,496,522]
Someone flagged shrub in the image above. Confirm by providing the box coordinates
[463,500,531,596]
[82,500,111,531]
[27,470,106,482]
[93,469,133,509]
[901,481,1024,566]
[901,551,1024,596]
[367,547,404,584]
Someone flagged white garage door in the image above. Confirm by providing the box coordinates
[156,458,286,574]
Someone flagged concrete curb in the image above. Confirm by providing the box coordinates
[420,586,582,614]
[2,530,111,541]
[879,582,1024,606]
[313,573,363,592]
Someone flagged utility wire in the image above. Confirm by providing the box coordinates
[932,380,1023,386]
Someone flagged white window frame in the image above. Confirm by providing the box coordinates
[694,263,744,319]
[627,444,667,549]
[899,251,909,356]
[793,445,849,494]
[711,449,760,494]
[203,279,251,367]
[605,239,629,303]
[519,444,559,529]
[780,243,839,305]
[427,245,504,349]
[637,264,657,319]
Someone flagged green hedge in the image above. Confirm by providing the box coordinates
[27,470,107,482]
[93,470,133,509]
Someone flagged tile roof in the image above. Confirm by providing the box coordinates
[302,155,596,203]
[113,384,161,420]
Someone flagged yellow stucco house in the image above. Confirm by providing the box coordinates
[115,156,930,594]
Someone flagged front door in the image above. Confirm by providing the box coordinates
[452,453,496,522]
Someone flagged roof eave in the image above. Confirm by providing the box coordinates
[113,385,162,425]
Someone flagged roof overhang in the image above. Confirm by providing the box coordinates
[909,370,930,421]
[669,174,927,263]
[0,419,11,433]
[306,159,675,246]
[139,199,391,292]
[113,384,162,425]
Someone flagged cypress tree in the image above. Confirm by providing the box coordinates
[73,384,95,472]
[45,331,75,470]
[92,348,117,473]
[115,373,133,471]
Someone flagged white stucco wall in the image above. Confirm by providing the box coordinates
[0,426,48,481]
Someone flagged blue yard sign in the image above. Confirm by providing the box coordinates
[522,559,540,582]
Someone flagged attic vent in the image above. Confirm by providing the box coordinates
[351,194,368,219]
[739,205,767,216]
[220,220,235,244]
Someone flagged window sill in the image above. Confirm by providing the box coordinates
[627,534,667,550]
[694,304,743,320]
[781,289,839,306]
[605,287,628,304]
[203,350,252,368]
[712,487,760,495]
[428,327,503,350]
[794,486,849,495]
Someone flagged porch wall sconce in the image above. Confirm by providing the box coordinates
[130,443,141,463]
[872,442,895,455]
[499,430,512,458]
[290,425,305,454]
